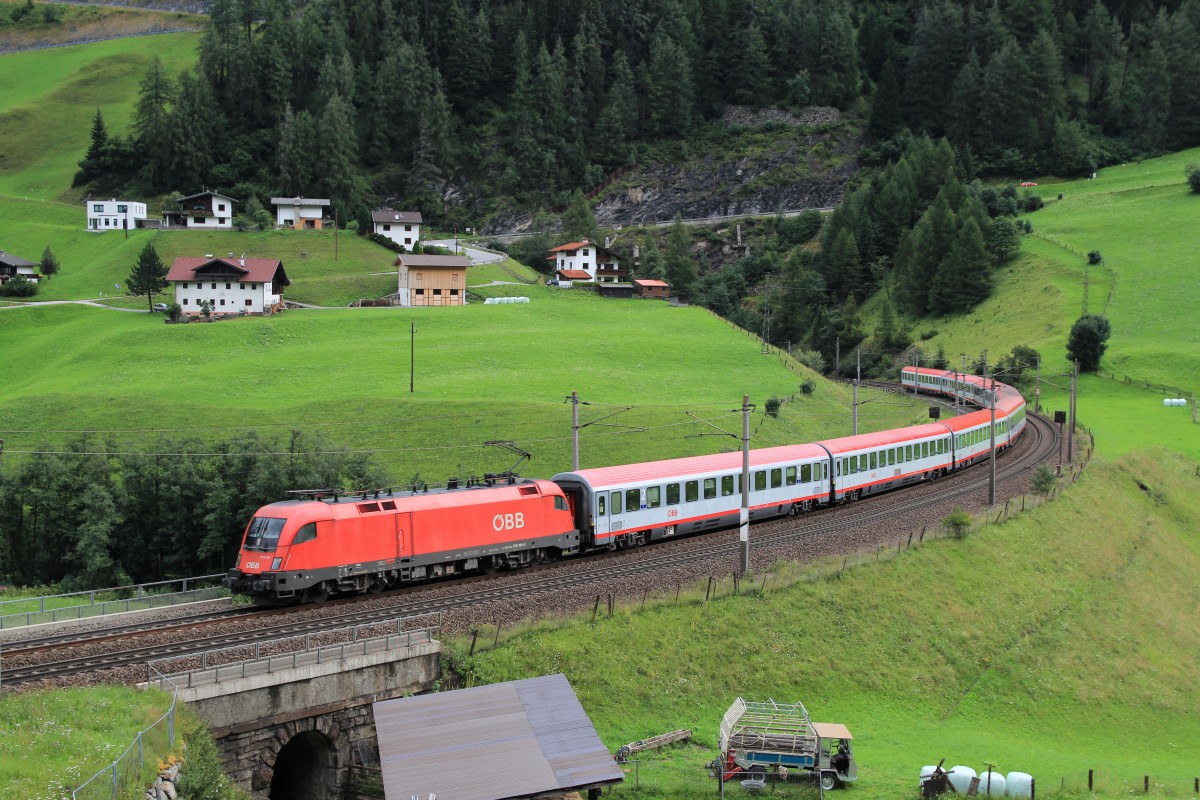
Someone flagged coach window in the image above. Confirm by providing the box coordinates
[293,523,317,544]
[905,445,913,461]
[859,455,867,472]
[753,472,766,491]
[801,464,811,483]
[626,489,641,511]
[888,449,896,466]
[722,475,735,496]
[667,483,680,505]
[704,478,717,499]
[686,481,699,502]
[849,458,858,475]
[647,486,661,508]
[611,492,623,514]
[786,466,797,485]
[869,452,877,470]
[598,495,606,515]
[771,468,782,488]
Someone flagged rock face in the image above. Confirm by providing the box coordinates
[483,107,859,235]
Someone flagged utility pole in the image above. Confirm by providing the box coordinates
[913,346,920,396]
[740,395,751,577]
[834,337,840,378]
[334,209,339,261]
[571,390,580,471]
[853,347,861,435]
[409,320,415,393]
[986,349,996,506]
[1034,356,1042,415]
[959,353,968,413]
[1067,360,1078,463]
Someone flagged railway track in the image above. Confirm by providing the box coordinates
[1,405,1061,689]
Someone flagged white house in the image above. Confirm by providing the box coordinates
[0,250,40,284]
[163,191,236,229]
[547,240,623,282]
[271,197,330,229]
[86,199,147,232]
[371,209,423,250]
[167,255,290,315]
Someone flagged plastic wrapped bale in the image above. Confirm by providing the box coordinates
[920,765,938,786]
[979,770,1006,796]
[1005,772,1033,798]
[948,766,977,794]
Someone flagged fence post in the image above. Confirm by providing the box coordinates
[137,731,143,771]
[169,704,175,747]
[1088,770,1093,791]
[111,763,118,797]
[592,596,601,622]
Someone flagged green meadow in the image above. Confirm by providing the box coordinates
[0,294,924,480]
[919,147,1200,461]
[458,450,1200,798]
[0,32,200,200]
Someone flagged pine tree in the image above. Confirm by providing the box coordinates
[647,30,694,136]
[928,217,991,313]
[40,247,59,279]
[127,243,168,312]
[594,52,637,164]
[868,58,904,140]
[662,216,697,299]
[731,21,771,106]
[562,190,598,242]
[169,70,223,190]
[904,0,967,135]
[74,109,109,186]
[132,58,174,191]
[318,93,360,208]
[824,228,862,299]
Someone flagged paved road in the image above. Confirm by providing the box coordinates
[426,240,506,264]
[0,299,149,312]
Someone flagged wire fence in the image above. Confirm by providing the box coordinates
[71,670,178,800]
[0,575,227,629]
[1093,369,1195,405]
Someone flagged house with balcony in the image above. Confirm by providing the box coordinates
[547,240,622,282]
[162,191,236,229]
[372,209,423,250]
[85,199,147,232]
[0,250,40,284]
[271,197,330,229]
[167,255,290,315]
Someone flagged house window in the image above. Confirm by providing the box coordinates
[239,283,245,289]
[433,289,442,296]
[583,249,589,255]
[211,283,216,289]
[245,299,252,306]
[252,283,257,289]
[405,225,412,231]
[405,238,412,245]
[450,289,459,296]
[182,299,188,305]
[383,224,391,231]
[414,289,424,295]
[193,217,204,224]
[225,283,231,289]
[182,282,188,289]
[218,218,226,225]
[93,204,103,212]
[117,205,126,213]
[218,204,226,212]
[220,299,226,306]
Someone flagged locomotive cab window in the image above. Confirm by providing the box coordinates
[647,486,661,508]
[704,478,717,499]
[293,523,317,545]
[611,492,623,514]
[686,481,699,502]
[245,517,286,550]
[555,496,568,511]
[722,475,735,496]
[667,484,680,505]
[626,489,641,510]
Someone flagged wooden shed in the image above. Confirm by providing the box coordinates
[634,278,670,299]
[395,254,470,306]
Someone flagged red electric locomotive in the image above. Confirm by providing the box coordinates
[223,478,578,603]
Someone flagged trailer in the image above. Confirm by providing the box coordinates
[718,698,857,791]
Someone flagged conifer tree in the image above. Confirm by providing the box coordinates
[663,216,697,299]
[133,58,174,191]
[928,217,991,313]
[127,243,168,312]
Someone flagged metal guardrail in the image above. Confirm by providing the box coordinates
[0,575,227,629]
[71,670,178,800]
[146,612,442,690]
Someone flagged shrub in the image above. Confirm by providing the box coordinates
[1087,250,1102,265]
[765,397,783,418]
[0,276,38,297]
[1019,191,1044,212]
[368,232,404,253]
[1031,464,1058,496]
[166,303,182,322]
[799,378,816,395]
[920,329,938,341]
[797,349,826,374]
[943,508,972,540]
[1186,163,1200,194]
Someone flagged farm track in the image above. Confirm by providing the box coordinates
[0,397,1061,690]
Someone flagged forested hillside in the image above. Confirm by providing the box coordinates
[78,0,1200,230]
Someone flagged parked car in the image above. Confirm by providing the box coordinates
[153,303,169,312]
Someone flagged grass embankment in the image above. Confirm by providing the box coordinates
[0,294,928,479]
[0,1,202,53]
[917,147,1200,461]
[0,32,199,200]
[455,450,1200,798]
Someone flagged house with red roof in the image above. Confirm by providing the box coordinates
[167,255,290,315]
[633,278,670,299]
[547,239,622,283]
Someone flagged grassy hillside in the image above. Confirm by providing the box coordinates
[0,294,927,480]
[457,450,1200,798]
[917,148,1200,461]
[0,1,202,53]
[0,32,200,200]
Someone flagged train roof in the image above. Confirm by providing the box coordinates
[256,478,565,518]
[553,442,828,488]
[816,422,951,455]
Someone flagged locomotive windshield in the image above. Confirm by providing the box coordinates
[244,516,286,551]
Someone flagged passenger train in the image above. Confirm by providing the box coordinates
[223,368,1027,603]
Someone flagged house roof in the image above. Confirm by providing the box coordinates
[270,197,330,207]
[373,674,623,800]
[556,269,592,280]
[167,257,288,285]
[634,279,669,287]
[371,209,423,224]
[0,250,37,268]
[549,240,618,259]
[177,191,235,203]
[395,254,470,269]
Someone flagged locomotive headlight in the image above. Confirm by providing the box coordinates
[271,557,282,570]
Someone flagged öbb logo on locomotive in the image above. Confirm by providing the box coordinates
[222,367,1028,604]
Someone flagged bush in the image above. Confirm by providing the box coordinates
[1186,163,1200,194]
[943,508,972,540]
[0,276,38,297]
[799,378,816,395]
[1031,464,1058,496]
[1019,191,1044,212]
[368,232,404,253]
[1087,250,1103,265]
[166,303,182,322]
[797,349,826,374]
[177,713,253,800]
[765,397,783,417]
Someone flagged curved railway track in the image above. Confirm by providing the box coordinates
[1,405,1061,689]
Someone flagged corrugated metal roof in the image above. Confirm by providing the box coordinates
[374,673,623,800]
[555,443,828,488]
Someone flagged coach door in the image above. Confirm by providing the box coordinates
[394,512,412,558]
